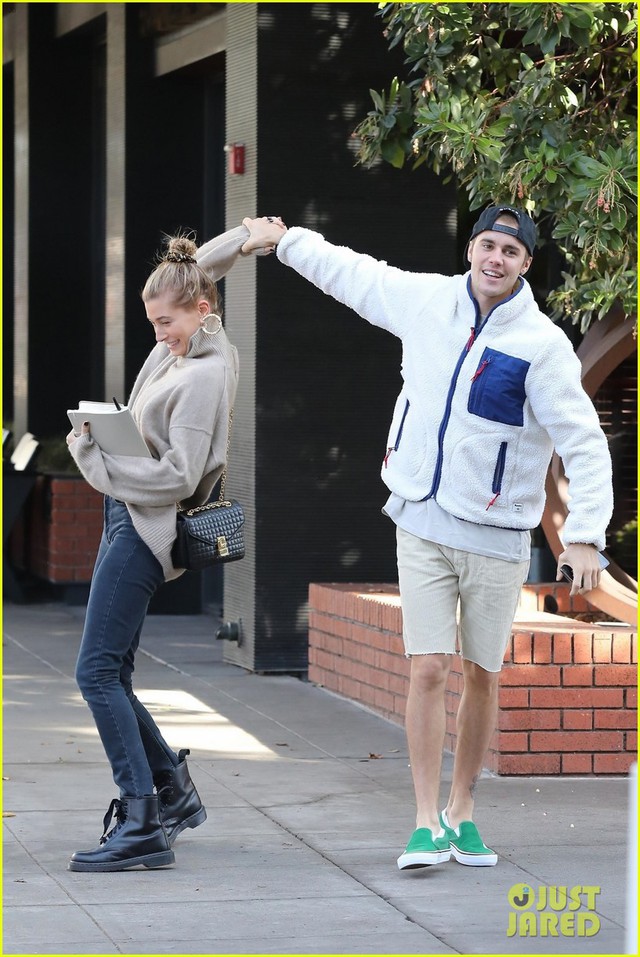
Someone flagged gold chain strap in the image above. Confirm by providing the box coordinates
[177,408,234,516]
[218,407,233,502]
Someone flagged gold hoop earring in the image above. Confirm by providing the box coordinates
[201,312,222,335]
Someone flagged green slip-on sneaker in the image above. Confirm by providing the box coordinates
[397,826,451,870]
[440,810,498,866]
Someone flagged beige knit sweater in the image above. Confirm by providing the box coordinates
[69,225,249,580]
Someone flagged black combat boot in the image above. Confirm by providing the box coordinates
[154,748,207,845]
[68,794,175,872]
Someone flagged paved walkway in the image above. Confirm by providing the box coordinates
[3,601,635,955]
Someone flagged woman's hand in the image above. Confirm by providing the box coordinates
[66,422,90,447]
[241,216,287,255]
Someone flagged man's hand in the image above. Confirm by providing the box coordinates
[241,216,287,255]
[556,543,602,596]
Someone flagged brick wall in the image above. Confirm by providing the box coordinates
[28,476,103,583]
[309,583,637,776]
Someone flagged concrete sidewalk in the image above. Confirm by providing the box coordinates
[2,601,632,955]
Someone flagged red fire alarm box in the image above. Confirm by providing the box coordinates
[226,143,245,175]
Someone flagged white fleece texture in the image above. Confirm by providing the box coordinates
[277,227,613,551]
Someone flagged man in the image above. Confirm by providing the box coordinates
[241,207,613,870]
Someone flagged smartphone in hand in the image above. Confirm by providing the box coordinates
[560,553,609,583]
[560,564,574,583]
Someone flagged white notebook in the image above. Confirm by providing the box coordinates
[67,401,151,458]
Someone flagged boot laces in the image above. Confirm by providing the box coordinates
[99,798,127,845]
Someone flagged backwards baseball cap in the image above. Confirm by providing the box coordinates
[469,205,537,257]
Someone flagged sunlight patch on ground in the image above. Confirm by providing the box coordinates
[137,689,276,757]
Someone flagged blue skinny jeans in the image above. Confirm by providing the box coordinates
[75,496,178,797]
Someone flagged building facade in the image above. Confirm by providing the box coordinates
[3,3,458,670]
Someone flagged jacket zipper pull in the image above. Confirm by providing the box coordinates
[466,327,476,351]
[383,447,394,468]
[471,358,490,382]
[486,492,500,510]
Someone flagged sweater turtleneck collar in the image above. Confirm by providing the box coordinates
[179,314,227,362]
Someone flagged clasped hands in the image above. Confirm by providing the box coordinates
[242,216,287,256]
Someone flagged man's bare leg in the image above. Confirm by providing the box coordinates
[445,658,500,827]
[405,653,452,831]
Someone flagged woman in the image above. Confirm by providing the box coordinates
[66,225,251,871]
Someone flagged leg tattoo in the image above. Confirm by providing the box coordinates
[469,774,479,799]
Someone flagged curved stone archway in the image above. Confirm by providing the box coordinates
[541,309,637,625]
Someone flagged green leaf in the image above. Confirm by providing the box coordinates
[542,122,563,148]
[380,139,406,168]
[568,7,594,29]
[563,87,579,109]
[539,28,561,55]
[522,24,544,46]
[369,89,385,113]
[608,205,628,230]
[569,156,608,178]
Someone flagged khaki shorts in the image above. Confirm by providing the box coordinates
[396,526,530,673]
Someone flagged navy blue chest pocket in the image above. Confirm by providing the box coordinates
[468,347,530,427]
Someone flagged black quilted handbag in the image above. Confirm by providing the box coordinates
[172,408,245,571]
[173,498,245,570]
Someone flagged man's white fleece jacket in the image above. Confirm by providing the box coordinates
[277,227,613,551]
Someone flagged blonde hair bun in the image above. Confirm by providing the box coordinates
[163,235,198,265]
[142,230,220,314]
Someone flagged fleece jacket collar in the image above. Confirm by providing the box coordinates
[460,271,532,328]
